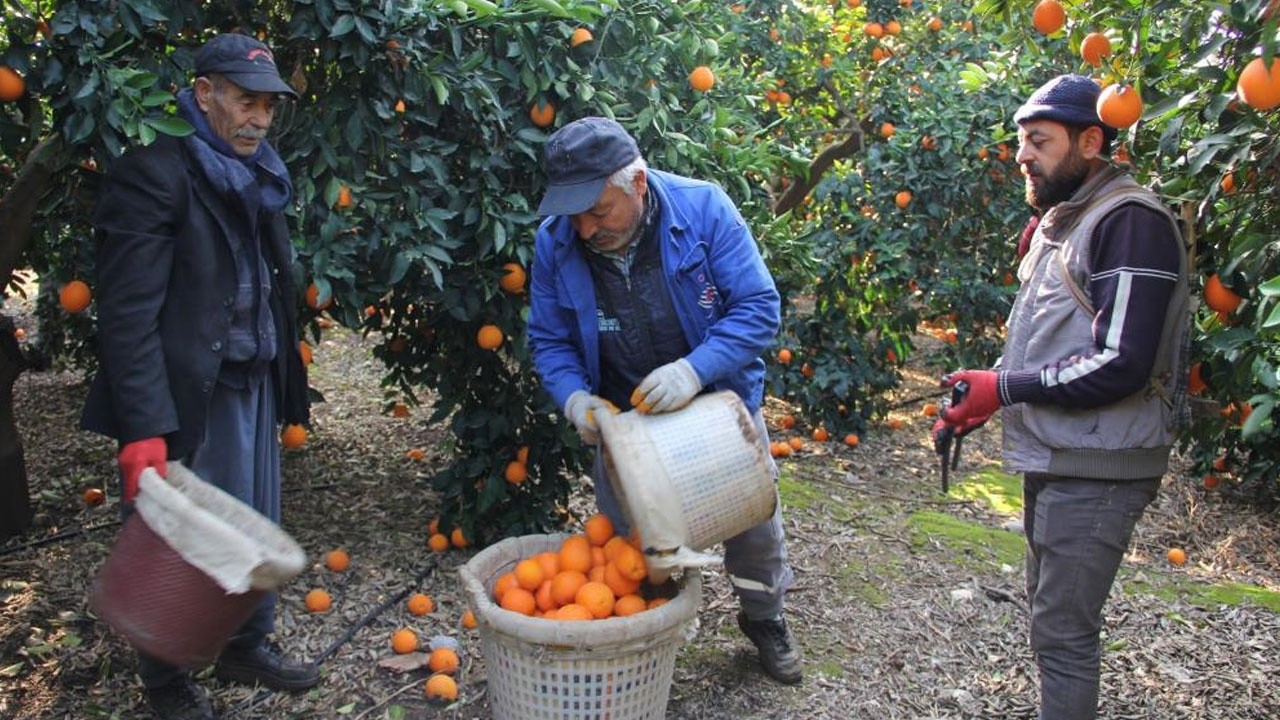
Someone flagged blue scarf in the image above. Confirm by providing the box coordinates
[176,88,292,218]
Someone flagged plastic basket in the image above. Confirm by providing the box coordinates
[90,464,305,667]
[598,390,776,582]
[459,534,701,720]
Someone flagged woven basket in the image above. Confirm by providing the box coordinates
[598,390,776,583]
[459,534,701,720]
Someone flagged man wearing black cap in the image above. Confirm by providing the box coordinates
[933,75,1189,719]
[527,116,803,685]
[81,33,315,719]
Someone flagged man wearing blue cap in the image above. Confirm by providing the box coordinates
[933,75,1190,719]
[527,116,803,685]
[81,33,315,719]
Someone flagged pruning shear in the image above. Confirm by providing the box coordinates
[933,380,969,494]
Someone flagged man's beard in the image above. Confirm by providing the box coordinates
[1025,148,1089,210]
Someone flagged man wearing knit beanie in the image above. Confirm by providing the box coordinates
[933,74,1191,720]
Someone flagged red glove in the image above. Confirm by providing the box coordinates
[118,437,167,503]
[939,370,1001,430]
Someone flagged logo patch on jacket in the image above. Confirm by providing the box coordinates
[696,275,719,311]
[597,309,621,334]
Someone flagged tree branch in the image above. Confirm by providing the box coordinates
[0,134,72,289]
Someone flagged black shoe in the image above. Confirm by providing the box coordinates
[214,642,319,692]
[737,611,803,685]
[146,677,216,720]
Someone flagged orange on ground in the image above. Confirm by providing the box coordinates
[0,66,25,102]
[514,558,545,591]
[1166,547,1187,566]
[844,433,860,448]
[406,447,426,461]
[83,487,106,507]
[425,673,458,701]
[305,283,332,310]
[1202,474,1221,490]
[569,27,594,47]
[427,647,460,674]
[407,593,434,616]
[584,513,614,546]
[558,535,593,574]
[1237,56,1280,111]
[476,324,503,350]
[779,414,796,430]
[575,581,615,619]
[428,532,450,553]
[392,403,410,418]
[500,586,537,615]
[428,517,440,535]
[1031,0,1066,35]
[887,417,904,430]
[298,341,313,366]
[325,549,351,572]
[391,628,418,654]
[461,609,478,629]
[1213,455,1229,472]
[450,527,470,548]
[529,98,555,128]
[1096,84,1143,128]
[499,262,526,294]
[923,403,939,418]
[59,280,92,313]
[504,460,528,485]
[812,427,830,442]
[304,588,332,613]
[1204,273,1243,314]
[895,190,913,209]
[689,65,715,92]
[280,424,307,449]
[550,569,589,607]
[788,437,803,451]
[1080,32,1112,67]
[614,593,647,617]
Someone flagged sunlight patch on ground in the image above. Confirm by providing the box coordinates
[949,466,1022,517]
[1127,575,1280,613]
[907,510,1026,569]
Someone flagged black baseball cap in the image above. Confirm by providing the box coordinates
[537,117,641,216]
[1014,74,1116,142]
[194,33,297,99]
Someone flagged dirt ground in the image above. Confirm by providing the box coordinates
[2,317,1279,720]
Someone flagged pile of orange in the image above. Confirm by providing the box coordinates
[490,514,672,620]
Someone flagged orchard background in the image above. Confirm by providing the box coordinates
[1,0,1278,546]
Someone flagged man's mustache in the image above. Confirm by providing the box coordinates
[234,128,268,140]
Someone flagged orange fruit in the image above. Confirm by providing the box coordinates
[843,433,860,447]
[529,551,559,581]
[864,21,884,37]
[450,527,470,548]
[1204,273,1243,314]
[558,535,593,574]
[407,593,434,616]
[492,572,519,602]
[394,99,406,114]
[334,185,353,210]
[424,673,458,701]
[59,280,92,313]
[689,65,715,92]
[460,609,478,629]
[879,122,896,139]
[895,190,913,209]
[1220,172,1236,194]
[770,441,792,458]
[1202,474,1221,490]
[779,414,796,429]
[428,646,460,674]
[1166,547,1187,566]
[887,417,904,430]
[1080,32,1112,67]
[392,403,410,418]
[788,436,804,451]
[923,403,939,418]
[550,569,589,607]
[584,513,615,547]
[304,588,332,613]
[614,593,647,617]
[428,532,450,553]
[1213,455,1229,472]
[476,324,503,350]
[612,544,648,582]
[391,628,418,654]
[298,341,313,366]
[516,445,530,464]
[927,16,943,31]
[1031,0,1066,35]
[428,517,440,535]
[0,66,25,102]
[812,427,830,442]
[602,535,631,563]
[504,460,528,485]
[499,586,536,615]
[325,549,351,572]
[1096,84,1143,128]
[280,424,307,449]
[569,27,594,47]
[1238,56,1280,111]
[83,487,106,507]
[556,603,594,621]
[406,447,426,461]
[575,581,615,619]
[529,98,555,128]
[1187,363,1207,395]
[647,597,669,610]
[499,262,526,294]
[514,558,546,591]
[534,579,556,612]
[777,348,793,364]
[305,283,332,310]
[602,561,641,597]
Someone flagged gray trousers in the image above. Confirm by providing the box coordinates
[591,409,793,619]
[138,372,281,687]
[1023,473,1160,720]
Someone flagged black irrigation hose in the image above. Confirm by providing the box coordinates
[223,558,441,717]
[0,518,121,558]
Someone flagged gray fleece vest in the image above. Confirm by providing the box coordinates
[1001,168,1190,480]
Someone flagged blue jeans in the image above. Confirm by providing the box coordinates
[1023,473,1160,720]
[591,409,793,619]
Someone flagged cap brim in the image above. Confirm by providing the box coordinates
[224,71,299,99]
[537,177,607,216]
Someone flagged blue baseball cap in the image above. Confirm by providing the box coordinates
[537,117,641,216]
[1014,74,1116,143]
[195,33,298,99]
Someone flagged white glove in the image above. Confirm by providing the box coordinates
[564,391,616,445]
[632,359,702,414]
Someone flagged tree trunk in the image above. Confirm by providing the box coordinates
[0,134,69,289]
[0,315,33,540]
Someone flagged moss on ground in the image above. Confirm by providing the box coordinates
[907,510,1026,569]
[949,467,1023,516]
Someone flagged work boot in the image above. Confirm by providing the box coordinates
[146,677,216,720]
[737,611,803,685]
[214,641,320,692]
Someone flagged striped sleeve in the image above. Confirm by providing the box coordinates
[1001,202,1181,409]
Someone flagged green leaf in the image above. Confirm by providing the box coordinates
[144,116,194,137]
[1241,398,1272,441]
[330,14,356,38]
